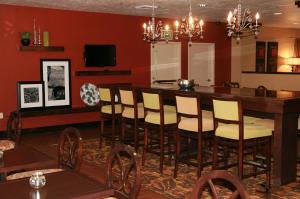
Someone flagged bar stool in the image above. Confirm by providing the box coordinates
[119,87,144,151]
[99,86,122,148]
[174,92,214,178]
[141,88,177,173]
[212,97,272,190]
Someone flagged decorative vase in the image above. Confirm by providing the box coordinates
[29,171,46,189]
[21,38,30,46]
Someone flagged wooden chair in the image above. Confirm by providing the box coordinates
[99,85,122,148]
[212,97,272,190]
[6,127,83,180]
[141,88,177,173]
[174,92,214,178]
[106,144,141,199]
[0,111,21,151]
[119,87,144,151]
[186,170,250,199]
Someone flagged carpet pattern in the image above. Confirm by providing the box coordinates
[82,138,300,199]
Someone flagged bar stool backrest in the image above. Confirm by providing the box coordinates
[176,93,199,116]
[99,87,113,102]
[142,90,161,111]
[212,97,244,139]
[120,89,134,106]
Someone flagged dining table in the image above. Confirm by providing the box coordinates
[0,146,56,175]
[0,169,114,199]
[137,84,300,186]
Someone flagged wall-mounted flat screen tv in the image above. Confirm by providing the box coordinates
[84,44,116,67]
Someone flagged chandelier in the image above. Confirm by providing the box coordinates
[142,0,164,44]
[227,0,261,41]
[174,0,204,42]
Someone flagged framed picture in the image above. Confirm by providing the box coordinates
[255,41,266,72]
[17,81,44,111]
[40,59,71,108]
[267,42,278,72]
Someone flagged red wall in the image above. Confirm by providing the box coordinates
[0,4,231,131]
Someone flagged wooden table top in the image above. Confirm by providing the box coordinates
[0,146,56,173]
[0,170,113,199]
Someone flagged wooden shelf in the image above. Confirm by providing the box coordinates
[75,70,131,76]
[242,71,300,75]
[19,46,64,52]
[17,106,99,117]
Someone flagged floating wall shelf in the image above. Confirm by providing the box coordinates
[75,70,131,76]
[19,46,64,52]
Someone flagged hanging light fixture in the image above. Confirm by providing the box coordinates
[142,0,169,44]
[174,0,204,44]
[227,0,261,42]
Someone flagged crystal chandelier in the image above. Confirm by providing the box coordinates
[142,0,164,44]
[227,0,261,41]
[174,0,204,43]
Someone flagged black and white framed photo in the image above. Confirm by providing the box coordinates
[17,81,44,111]
[40,59,71,108]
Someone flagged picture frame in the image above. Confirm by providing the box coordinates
[17,81,44,111]
[40,59,72,109]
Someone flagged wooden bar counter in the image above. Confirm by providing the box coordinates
[137,84,300,186]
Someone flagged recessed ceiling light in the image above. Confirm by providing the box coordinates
[135,5,158,10]
[273,12,282,15]
[199,3,207,7]
[293,22,299,25]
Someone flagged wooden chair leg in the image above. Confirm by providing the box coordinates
[266,137,272,190]
[111,118,115,148]
[238,141,244,178]
[197,133,203,178]
[99,120,104,149]
[174,130,180,178]
[160,126,164,174]
[142,126,148,166]
[253,143,257,177]
[121,119,125,144]
[134,120,138,151]
[213,136,218,169]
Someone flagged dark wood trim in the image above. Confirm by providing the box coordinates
[242,71,300,75]
[17,106,99,117]
[19,46,64,52]
[75,70,131,76]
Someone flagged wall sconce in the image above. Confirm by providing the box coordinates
[286,57,300,72]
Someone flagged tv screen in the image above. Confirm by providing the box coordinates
[84,45,116,67]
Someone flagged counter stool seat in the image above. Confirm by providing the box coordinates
[101,104,122,114]
[122,103,144,119]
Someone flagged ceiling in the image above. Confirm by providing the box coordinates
[1,0,300,29]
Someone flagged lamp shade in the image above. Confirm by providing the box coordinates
[286,57,300,65]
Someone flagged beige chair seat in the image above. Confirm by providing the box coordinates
[6,168,63,180]
[254,119,274,131]
[122,103,144,119]
[0,140,15,151]
[178,117,214,132]
[101,104,122,114]
[145,105,176,125]
[216,123,272,140]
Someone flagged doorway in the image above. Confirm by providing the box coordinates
[151,42,181,83]
[188,43,215,86]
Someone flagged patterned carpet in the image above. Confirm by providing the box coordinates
[82,138,300,199]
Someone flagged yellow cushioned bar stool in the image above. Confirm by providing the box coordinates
[141,88,177,173]
[174,92,214,178]
[212,97,272,191]
[119,87,144,151]
[99,85,122,148]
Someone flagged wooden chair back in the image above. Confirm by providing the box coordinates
[58,127,83,171]
[175,92,202,132]
[141,88,164,124]
[212,97,244,140]
[106,144,141,199]
[119,87,139,119]
[98,85,119,114]
[186,170,250,199]
[5,111,21,146]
